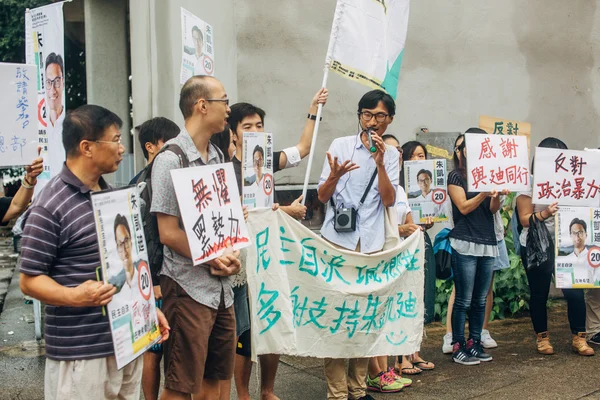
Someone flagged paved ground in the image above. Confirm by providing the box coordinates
[1,263,600,399]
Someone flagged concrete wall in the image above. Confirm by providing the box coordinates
[235,0,600,184]
[129,0,238,172]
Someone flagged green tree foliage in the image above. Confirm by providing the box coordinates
[0,0,52,63]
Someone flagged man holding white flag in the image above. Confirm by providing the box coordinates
[317,89,400,399]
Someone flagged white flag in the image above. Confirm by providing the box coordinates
[326,0,410,99]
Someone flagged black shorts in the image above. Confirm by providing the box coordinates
[236,327,251,358]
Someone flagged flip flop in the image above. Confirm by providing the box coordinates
[400,364,422,375]
[413,360,435,370]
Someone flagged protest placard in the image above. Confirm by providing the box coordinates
[180,7,215,84]
[404,159,450,222]
[91,186,161,369]
[171,163,250,265]
[479,115,531,148]
[532,148,600,207]
[465,133,530,192]
[242,132,274,209]
[0,63,38,167]
[25,2,66,193]
[555,207,600,288]
[245,208,424,358]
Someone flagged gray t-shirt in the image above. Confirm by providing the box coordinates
[150,128,232,310]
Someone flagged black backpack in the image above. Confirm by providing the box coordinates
[136,144,189,285]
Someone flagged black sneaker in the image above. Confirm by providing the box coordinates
[466,339,493,362]
[452,342,480,365]
[358,395,376,400]
[589,332,600,345]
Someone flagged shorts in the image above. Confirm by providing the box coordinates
[233,284,250,337]
[493,238,510,271]
[236,327,252,358]
[161,276,236,394]
[148,298,163,353]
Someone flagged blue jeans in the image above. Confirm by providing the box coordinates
[451,249,494,345]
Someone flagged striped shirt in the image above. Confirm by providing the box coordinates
[20,165,113,361]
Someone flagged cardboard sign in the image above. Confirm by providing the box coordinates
[242,132,274,209]
[479,115,531,146]
[171,163,250,265]
[465,133,530,192]
[404,159,450,222]
[532,148,600,207]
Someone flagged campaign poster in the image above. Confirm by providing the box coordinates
[171,163,250,265]
[25,2,66,193]
[242,132,274,209]
[404,159,450,222]
[0,63,38,166]
[91,187,161,369]
[555,207,600,289]
[180,7,215,84]
[532,148,600,207]
[465,133,530,192]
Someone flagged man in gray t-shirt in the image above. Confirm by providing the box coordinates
[151,76,241,398]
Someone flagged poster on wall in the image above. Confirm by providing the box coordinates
[25,2,66,193]
[0,63,39,166]
[404,159,450,223]
[180,7,215,84]
[555,206,600,289]
[91,187,162,369]
[242,132,274,209]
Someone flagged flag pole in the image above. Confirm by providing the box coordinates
[300,68,329,205]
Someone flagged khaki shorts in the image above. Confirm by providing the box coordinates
[161,276,236,394]
[45,356,142,400]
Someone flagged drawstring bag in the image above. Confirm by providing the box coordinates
[526,214,554,273]
[433,228,453,280]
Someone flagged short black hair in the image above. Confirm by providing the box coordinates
[570,218,587,233]
[45,52,64,75]
[417,169,432,180]
[192,26,203,41]
[113,214,131,241]
[179,75,215,119]
[253,145,264,158]
[357,90,396,117]
[381,134,399,144]
[465,127,488,134]
[210,124,232,162]
[228,103,266,135]
[62,105,123,157]
[138,117,180,160]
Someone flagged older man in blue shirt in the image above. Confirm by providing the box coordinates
[317,90,400,400]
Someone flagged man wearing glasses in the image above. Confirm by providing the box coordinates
[243,145,271,208]
[109,215,139,299]
[317,89,400,399]
[151,76,241,399]
[44,52,67,180]
[564,218,598,286]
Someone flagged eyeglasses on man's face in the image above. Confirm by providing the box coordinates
[117,237,131,252]
[570,230,586,238]
[46,76,63,90]
[359,111,389,122]
[195,98,230,106]
[253,157,264,167]
[418,178,431,184]
[95,137,122,146]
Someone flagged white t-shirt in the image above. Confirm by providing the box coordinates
[562,248,596,285]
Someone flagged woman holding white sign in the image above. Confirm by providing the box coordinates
[447,131,504,366]
[516,137,593,356]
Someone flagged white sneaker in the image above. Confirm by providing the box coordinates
[481,329,498,349]
[442,332,453,354]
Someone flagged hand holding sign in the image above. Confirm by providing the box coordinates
[209,246,241,276]
[24,146,43,185]
[72,280,116,307]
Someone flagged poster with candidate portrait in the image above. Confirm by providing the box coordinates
[555,206,600,289]
[91,186,162,369]
[404,159,450,223]
[25,2,66,194]
[180,7,215,84]
[242,132,274,209]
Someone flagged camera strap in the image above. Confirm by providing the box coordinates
[329,168,379,208]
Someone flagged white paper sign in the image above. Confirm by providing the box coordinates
[555,206,600,288]
[465,133,530,192]
[532,148,600,207]
[404,159,450,222]
[25,2,66,193]
[91,187,161,369]
[171,163,250,265]
[0,63,38,167]
[242,132,274,209]
[245,208,424,358]
[180,7,215,84]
